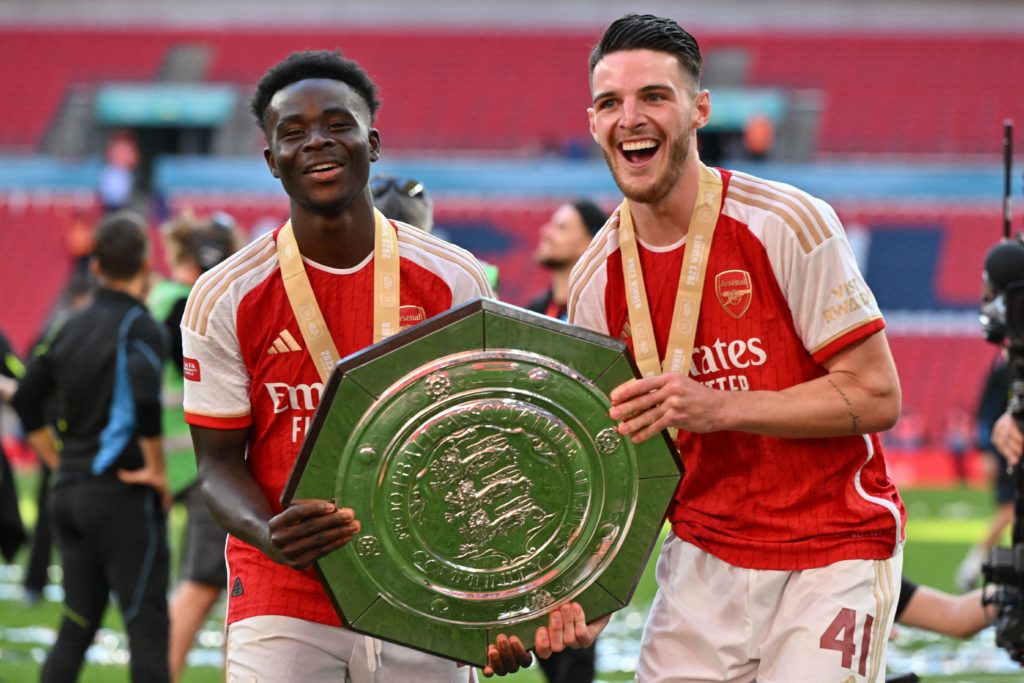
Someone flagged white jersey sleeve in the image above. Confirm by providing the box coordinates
[727,172,882,359]
[567,214,617,335]
[180,236,278,427]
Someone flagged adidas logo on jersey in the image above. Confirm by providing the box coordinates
[267,329,302,355]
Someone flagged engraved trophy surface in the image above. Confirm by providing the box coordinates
[282,298,682,667]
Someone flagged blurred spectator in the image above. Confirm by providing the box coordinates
[944,407,972,487]
[371,173,500,293]
[0,328,26,565]
[956,359,1012,592]
[742,114,774,160]
[526,199,607,322]
[23,269,100,605]
[64,210,96,274]
[12,210,170,683]
[149,210,243,683]
[98,131,139,213]
[525,198,607,683]
[885,410,926,452]
[371,175,434,233]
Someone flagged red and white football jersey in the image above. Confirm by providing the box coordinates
[182,220,493,626]
[569,168,905,571]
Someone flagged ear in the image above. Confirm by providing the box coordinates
[263,147,279,178]
[588,108,598,142]
[368,128,381,162]
[692,89,711,130]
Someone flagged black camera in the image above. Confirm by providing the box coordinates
[980,234,1024,664]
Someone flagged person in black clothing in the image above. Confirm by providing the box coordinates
[0,329,26,564]
[12,210,170,683]
[523,198,607,683]
[22,269,99,605]
[526,199,607,322]
[956,359,1013,592]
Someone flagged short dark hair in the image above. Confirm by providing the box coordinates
[94,210,149,280]
[250,49,381,132]
[570,198,609,237]
[589,14,702,85]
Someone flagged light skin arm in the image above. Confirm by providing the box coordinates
[483,604,610,677]
[993,411,1023,466]
[118,434,171,508]
[610,330,900,441]
[898,587,990,639]
[25,427,60,471]
[190,424,360,570]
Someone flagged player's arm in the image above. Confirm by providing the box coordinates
[993,411,1023,466]
[11,344,60,469]
[897,586,990,638]
[191,425,360,571]
[611,329,900,441]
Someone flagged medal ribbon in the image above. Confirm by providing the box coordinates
[617,163,723,380]
[277,208,400,382]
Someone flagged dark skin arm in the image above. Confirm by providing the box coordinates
[190,424,360,570]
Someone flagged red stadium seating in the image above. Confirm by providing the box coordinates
[2,27,1022,155]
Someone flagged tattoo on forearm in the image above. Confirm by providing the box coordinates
[827,379,861,434]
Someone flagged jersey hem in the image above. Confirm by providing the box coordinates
[184,412,251,429]
[670,524,900,571]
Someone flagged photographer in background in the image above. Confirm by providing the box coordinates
[977,227,1024,664]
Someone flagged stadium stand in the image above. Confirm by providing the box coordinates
[2,27,1023,155]
[1,20,1021,483]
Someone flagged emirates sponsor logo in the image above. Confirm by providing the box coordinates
[265,382,324,414]
[688,336,767,378]
[265,382,325,442]
[182,357,201,381]
[715,269,752,318]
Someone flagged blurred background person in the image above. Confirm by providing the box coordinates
[895,576,991,639]
[371,174,435,233]
[526,199,607,322]
[21,269,100,605]
[524,197,606,683]
[0,328,26,567]
[371,173,501,293]
[149,209,243,682]
[956,358,1013,592]
[11,210,171,683]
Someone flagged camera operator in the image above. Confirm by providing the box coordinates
[978,229,1024,664]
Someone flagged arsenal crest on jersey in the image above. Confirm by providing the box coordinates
[715,269,752,318]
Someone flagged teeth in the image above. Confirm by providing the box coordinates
[621,140,657,152]
[309,163,336,172]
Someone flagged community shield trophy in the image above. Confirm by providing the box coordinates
[282,298,682,667]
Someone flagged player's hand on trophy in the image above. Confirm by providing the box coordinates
[993,411,1023,466]
[266,499,361,570]
[482,603,610,677]
[609,371,723,442]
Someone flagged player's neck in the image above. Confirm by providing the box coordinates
[289,195,376,269]
[629,161,701,248]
